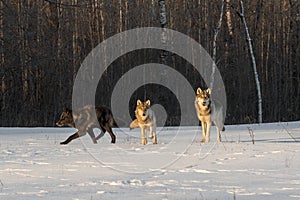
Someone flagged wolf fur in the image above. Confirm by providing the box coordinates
[195,88,225,142]
[130,100,157,145]
[56,105,116,145]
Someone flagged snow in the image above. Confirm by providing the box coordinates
[0,122,299,200]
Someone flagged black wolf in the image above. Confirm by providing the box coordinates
[56,105,116,145]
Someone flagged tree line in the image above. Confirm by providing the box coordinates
[0,0,299,126]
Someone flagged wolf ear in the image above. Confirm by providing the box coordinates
[206,88,211,94]
[64,108,71,113]
[196,87,202,95]
[145,100,151,106]
[137,100,142,106]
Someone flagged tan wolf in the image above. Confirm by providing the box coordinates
[195,88,225,142]
[130,100,157,145]
[56,105,116,145]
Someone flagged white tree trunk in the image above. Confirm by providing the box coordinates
[225,0,233,36]
[239,0,263,123]
[210,0,225,90]
[158,0,167,62]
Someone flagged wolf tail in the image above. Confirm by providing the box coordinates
[222,126,225,131]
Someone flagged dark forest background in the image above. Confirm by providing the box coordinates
[0,0,299,126]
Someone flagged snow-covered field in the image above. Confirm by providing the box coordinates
[0,122,299,200]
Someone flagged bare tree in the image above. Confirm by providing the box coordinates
[238,0,263,123]
[0,0,299,126]
[158,0,167,63]
[210,0,225,90]
[225,0,233,36]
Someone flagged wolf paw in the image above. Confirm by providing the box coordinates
[142,138,147,145]
[152,135,157,144]
[60,141,68,145]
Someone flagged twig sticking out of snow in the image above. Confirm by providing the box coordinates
[285,153,295,168]
[279,122,297,142]
[233,190,236,200]
[247,127,255,144]
[0,179,3,192]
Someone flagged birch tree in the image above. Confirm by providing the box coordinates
[225,0,233,36]
[0,0,299,126]
[238,0,263,123]
[158,0,167,63]
[210,0,224,90]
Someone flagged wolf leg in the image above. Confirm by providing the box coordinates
[214,120,223,142]
[216,127,221,142]
[87,129,97,144]
[152,135,157,144]
[149,125,154,139]
[103,124,116,143]
[96,126,106,140]
[206,121,211,142]
[148,131,153,139]
[129,119,139,130]
[95,131,105,141]
[141,127,147,145]
[201,121,207,143]
[150,125,157,144]
[60,132,80,145]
